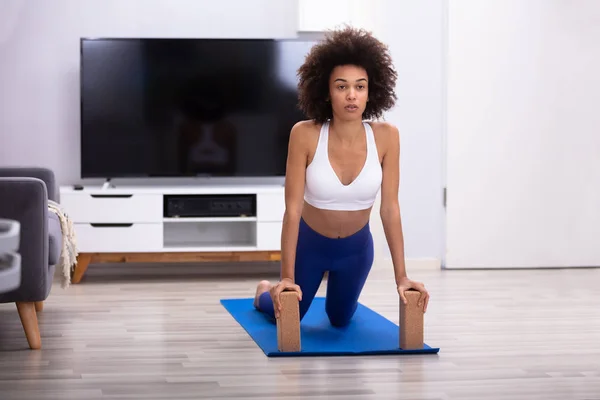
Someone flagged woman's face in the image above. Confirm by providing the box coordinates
[328,64,369,121]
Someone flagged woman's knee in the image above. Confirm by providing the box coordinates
[327,312,354,327]
[325,303,357,327]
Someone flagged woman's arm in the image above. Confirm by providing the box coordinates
[378,123,407,284]
[378,123,429,311]
[280,122,309,282]
[270,121,311,317]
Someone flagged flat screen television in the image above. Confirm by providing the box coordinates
[79,38,316,178]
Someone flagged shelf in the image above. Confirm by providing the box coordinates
[163,219,257,249]
[163,217,257,223]
[160,246,258,252]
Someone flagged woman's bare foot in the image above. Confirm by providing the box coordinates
[254,280,272,310]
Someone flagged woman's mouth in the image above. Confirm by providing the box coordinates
[345,104,358,111]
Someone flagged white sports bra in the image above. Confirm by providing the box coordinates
[304,121,382,211]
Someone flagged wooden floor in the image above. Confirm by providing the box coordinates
[0,262,599,399]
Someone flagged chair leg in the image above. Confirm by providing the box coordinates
[16,302,41,350]
[35,301,44,312]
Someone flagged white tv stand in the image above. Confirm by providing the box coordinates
[59,183,284,283]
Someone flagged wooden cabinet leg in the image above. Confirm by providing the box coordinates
[16,302,41,350]
[72,253,92,284]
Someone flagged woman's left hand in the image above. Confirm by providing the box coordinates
[397,277,429,313]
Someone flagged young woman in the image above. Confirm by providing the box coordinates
[254,27,429,326]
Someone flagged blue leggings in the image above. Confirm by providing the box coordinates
[257,217,374,327]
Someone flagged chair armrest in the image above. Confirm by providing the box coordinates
[0,177,50,302]
[0,167,58,203]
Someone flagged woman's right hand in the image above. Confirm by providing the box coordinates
[269,278,302,318]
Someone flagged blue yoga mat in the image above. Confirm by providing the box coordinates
[220,297,440,357]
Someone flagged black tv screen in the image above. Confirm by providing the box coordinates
[80,38,315,178]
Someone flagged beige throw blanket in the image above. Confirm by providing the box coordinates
[48,200,78,288]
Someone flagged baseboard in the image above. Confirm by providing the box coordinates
[406,258,442,270]
[372,257,441,271]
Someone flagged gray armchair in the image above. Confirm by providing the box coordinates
[0,167,62,349]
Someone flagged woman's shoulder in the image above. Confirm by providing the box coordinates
[288,119,322,149]
[366,120,399,136]
[291,119,322,135]
[366,120,400,149]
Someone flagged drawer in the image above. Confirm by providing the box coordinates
[61,193,162,223]
[73,223,162,252]
[256,192,285,222]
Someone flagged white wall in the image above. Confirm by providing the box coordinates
[445,1,600,268]
[0,0,445,264]
[0,0,298,185]
[4,1,594,269]
[298,0,377,33]
[369,1,446,266]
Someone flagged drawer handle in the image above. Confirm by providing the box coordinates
[90,194,133,198]
[90,223,134,228]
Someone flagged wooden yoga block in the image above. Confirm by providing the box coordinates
[399,289,424,349]
[277,291,301,352]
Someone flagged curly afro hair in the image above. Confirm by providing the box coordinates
[297,26,397,123]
